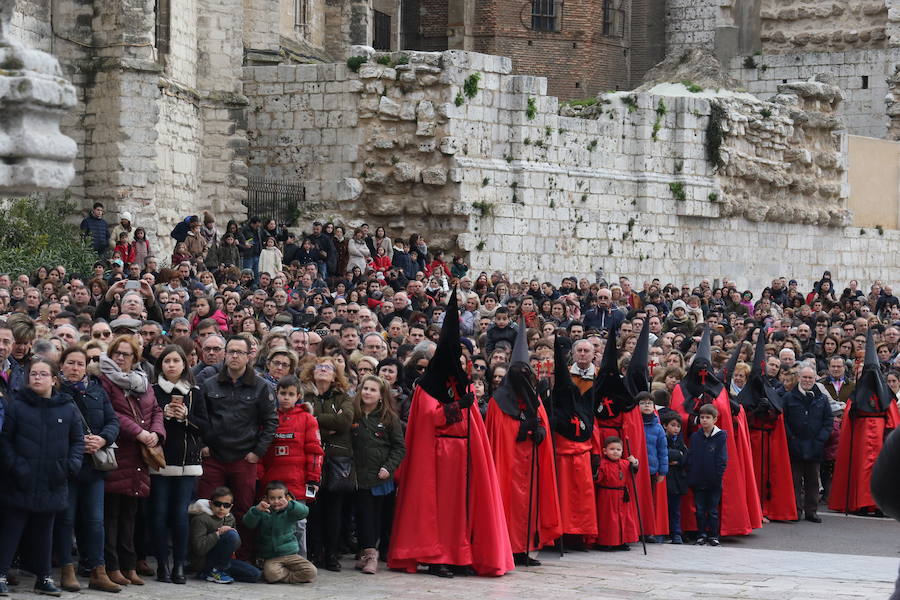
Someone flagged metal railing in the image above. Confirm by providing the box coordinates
[244,178,305,226]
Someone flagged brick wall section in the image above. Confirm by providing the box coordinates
[402,0,449,51]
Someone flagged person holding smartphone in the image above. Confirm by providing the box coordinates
[150,345,209,584]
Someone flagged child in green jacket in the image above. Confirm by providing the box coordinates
[243,481,317,583]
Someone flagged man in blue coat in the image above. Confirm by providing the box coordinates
[79,202,110,257]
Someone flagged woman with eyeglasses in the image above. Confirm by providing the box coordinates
[99,335,165,587]
[52,346,122,593]
[301,357,353,572]
[262,348,298,391]
[0,357,84,596]
[150,345,208,584]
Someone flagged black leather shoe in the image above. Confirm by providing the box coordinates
[171,564,186,584]
[324,556,342,572]
[428,564,454,578]
[805,514,823,523]
[34,577,62,597]
[156,565,171,583]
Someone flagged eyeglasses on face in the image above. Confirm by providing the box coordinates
[226,349,249,356]
[314,364,334,372]
[270,360,291,369]
[211,500,233,509]
[111,350,133,359]
[92,331,112,339]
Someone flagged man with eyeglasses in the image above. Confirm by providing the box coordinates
[362,332,387,361]
[91,321,113,343]
[169,318,191,340]
[194,334,226,380]
[198,336,278,559]
[97,279,163,324]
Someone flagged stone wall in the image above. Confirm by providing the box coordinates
[759,0,887,53]
[243,48,900,290]
[729,49,895,138]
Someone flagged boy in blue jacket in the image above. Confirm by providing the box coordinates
[638,393,668,542]
[686,404,727,546]
[244,481,317,584]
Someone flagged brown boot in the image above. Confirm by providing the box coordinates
[106,570,130,586]
[135,560,154,577]
[123,570,144,585]
[60,564,81,592]
[88,566,122,593]
[361,548,378,575]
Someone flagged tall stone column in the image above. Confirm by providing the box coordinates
[0,0,77,193]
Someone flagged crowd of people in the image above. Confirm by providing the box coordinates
[0,203,896,594]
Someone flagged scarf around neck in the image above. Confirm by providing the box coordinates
[100,354,149,394]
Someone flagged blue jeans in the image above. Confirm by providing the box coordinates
[243,255,259,278]
[204,530,260,582]
[150,475,197,566]
[692,486,722,539]
[54,477,105,568]
[667,492,683,537]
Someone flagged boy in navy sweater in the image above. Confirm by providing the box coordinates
[686,404,727,546]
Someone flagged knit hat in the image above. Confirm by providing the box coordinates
[120,211,133,223]
[671,299,687,313]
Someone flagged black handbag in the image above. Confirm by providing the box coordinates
[324,455,356,493]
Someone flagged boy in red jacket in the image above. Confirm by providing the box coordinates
[259,375,324,554]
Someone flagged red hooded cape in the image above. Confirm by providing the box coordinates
[388,387,514,576]
[747,411,797,521]
[829,399,900,512]
[552,434,597,535]
[486,401,562,552]
[671,385,760,536]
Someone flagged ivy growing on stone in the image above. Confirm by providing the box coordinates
[669,182,687,201]
[376,55,391,65]
[526,97,537,120]
[706,101,727,171]
[455,93,465,107]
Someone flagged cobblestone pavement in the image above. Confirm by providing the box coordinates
[10,540,897,600]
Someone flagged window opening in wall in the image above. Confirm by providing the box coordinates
[155,0,170,59]
[530,0,562,32]
[373,10,391,50]
[602,0,625,38]
[862,75,869,90]
[294,0,308,35]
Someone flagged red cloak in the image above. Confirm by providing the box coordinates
[670,385,759,536]
[594,457,634,546]
[734,406,763,528]
[651,477,669,536]
[486,401,563,553]
[553,434,597,536]
[747,412,797,521]
[388,387,514,576]
[829,400,900,512]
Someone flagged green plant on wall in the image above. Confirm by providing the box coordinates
[472,200,495,217]
[464,72,481,99]
[706,101,727,171]
[376,55,391,65]
[669,181,687,201]
[346,56,366,72]
[455,92,465,107]
[526,97,537,120]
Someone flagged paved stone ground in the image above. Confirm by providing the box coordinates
[11,539,897,600]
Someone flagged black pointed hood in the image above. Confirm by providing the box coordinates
[493,317,537,418]
[417,288,473,408]
[680,326,724,402]
[722,327,753,388]
[624,319,650,397]
[592,327,634,419]
[737,326,784,414]
[550,336,593,442]
[852,329,893,413]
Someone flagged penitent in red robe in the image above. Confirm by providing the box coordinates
[388,387,514,576]
[486,401,562,553]
[594,408,661,536]
[747,412,797,521]
[553,434,597,536]
[829,400,900,512]
[671,386,760,536]
[594,457,634,546]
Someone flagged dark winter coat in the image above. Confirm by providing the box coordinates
[188,499,237,571]
[0,388,84,513]
[642,412,668,476]
[101,375,166,497]
[484,323,517,355]
[665,433,689,495]
[152,383,209,476]
[582,307,624,333]
[59,377,120,482]
[686,427,727,490]
[783,385,833,461]
[304,386,353,459]
[351,407,405,490]
[80,214,110,252]
[200,367,277,462]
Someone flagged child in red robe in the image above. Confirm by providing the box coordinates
[593,436,639,550]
